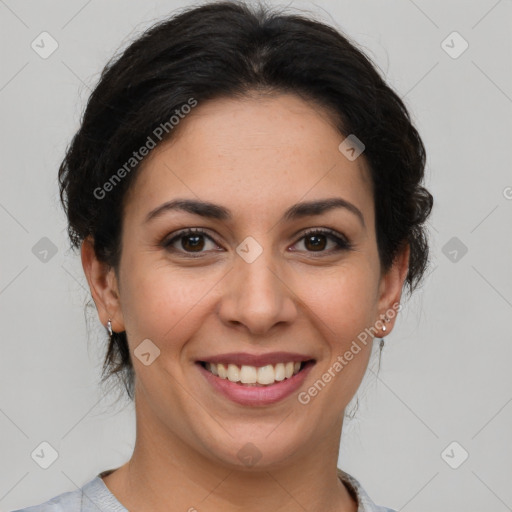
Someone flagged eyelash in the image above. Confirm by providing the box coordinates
[162,227,353,257]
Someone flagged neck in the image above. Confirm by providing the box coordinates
[103,396,358,512]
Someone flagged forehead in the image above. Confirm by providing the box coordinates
[125,93,374,224]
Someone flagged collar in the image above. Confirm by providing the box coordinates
[96,468,392,512]
[337,468,394,512]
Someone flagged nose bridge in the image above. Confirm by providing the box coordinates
[218,237,297,334]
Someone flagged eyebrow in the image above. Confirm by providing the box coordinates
[145,197,365,228]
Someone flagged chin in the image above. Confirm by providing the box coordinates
[194,420,309,472]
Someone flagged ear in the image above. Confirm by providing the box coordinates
[375,242,410,335]
[81,236,125,333]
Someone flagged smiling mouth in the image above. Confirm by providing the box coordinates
[198,360,315,386]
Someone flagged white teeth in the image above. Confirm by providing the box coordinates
[204,361,305,385]
[217,363,228,379]
[274,363,285,381]
[227,364,240,382]
[257,365,275,385]
[240,365,257,384]
[285,362,294,379]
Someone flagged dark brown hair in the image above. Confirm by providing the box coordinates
[58,0,433,401]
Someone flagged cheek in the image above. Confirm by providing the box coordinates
[293,262,378,338]
[296,270,376,409]
[292,263,378,396]
[118,241,379,358]
[118,256,219,349]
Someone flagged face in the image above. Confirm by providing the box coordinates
[85,93,408,470]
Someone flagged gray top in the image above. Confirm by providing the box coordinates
[11,468,396,512]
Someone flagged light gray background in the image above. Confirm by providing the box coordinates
[1,1,511,511]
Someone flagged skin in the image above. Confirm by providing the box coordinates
[82,93,409,512]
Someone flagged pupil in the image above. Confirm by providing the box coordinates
[183,234,204,251]
[306,234,326,251]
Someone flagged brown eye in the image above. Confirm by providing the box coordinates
[292,228,352,254]
[180,233,205,252]
[162,227,352,257]
[303,232,328,251]
[163,228,220,255]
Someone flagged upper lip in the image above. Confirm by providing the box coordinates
[198,352,315,367]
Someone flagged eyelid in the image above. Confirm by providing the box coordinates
[162,226,353,254]
[298,227,350,244]
[291,227,353,253]
[162,227,219,249]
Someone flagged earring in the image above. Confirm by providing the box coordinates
[107,319,113,337]
[381,315,390,332]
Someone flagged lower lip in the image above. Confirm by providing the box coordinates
[197,362,314,406]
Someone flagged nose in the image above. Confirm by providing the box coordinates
[217,247,299,337]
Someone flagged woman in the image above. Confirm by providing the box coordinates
[14,1,433,511]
